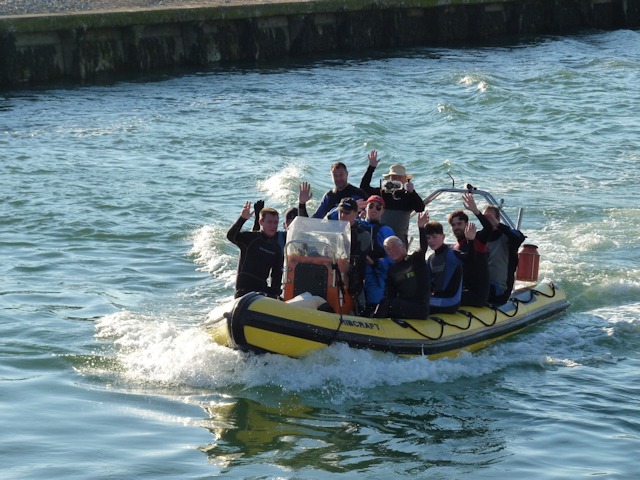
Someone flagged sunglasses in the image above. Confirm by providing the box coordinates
[367,204,383,211]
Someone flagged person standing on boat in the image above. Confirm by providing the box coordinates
[447,193,492,307]
[482,205,526,306]
[426,220,477,314]
[297,162,367,219]
[359,150,425,245]
[360,195,396,316]
[252,200,298,252]
[337,197,373,316]
[373,212,431,320]
[227,201,283,299]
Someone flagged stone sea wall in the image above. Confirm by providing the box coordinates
[1,0,639,86]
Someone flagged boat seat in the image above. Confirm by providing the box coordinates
[292,263,328,299]
[284,255,334,301]
[284,254,353,314]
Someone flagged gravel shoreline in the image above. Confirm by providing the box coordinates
[0,0,297,17]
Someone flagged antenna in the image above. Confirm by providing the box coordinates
[447,172,455,188]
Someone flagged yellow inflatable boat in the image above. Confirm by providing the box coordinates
[207,186,570,359]
[208,280,568,359]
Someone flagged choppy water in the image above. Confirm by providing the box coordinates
[2,29,639,479]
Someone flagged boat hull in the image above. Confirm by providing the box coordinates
[208,280,569,359]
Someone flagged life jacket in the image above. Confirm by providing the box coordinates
[428,246,464,308]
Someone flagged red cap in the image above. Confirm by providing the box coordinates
[366,195,385,208]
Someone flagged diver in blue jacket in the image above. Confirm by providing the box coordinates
[426,220,477,314]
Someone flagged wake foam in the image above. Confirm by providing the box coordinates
[90,302,638,403]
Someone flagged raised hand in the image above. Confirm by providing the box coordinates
[462,193,479,215]
[367,149,380,168]
[299,182,313,204]
[465,222,477,240]
[253,199,264,216]
[417,210,429,228]
[405,180,414,193]
[241,201,253,220]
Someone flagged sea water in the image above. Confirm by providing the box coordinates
[1,30,639,479]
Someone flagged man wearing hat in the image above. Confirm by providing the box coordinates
[360,195,395,315]
[338,197,373,316]
[360,150,425,245]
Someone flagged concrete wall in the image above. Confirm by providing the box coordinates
[1,0,639,86]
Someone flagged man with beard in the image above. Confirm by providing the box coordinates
[447,193,492,307]
[298,162,367,219]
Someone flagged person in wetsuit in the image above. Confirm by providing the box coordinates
[227,201,283,299]
[483,205,526,306]
[359,149,425,245]
[297,162,367,219]
[373,211,430,320]
[252,200,298,252]
[448,193,492,307]
[426,220,477,315]
[337,197,373,316]
[359,195,395,316]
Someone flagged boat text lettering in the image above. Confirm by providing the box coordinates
[342,319,380,330]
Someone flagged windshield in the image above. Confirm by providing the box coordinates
[285,217,351,262]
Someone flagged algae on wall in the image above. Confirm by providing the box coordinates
[1,0,637,86]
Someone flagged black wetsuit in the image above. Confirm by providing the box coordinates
[348,223,374,315]
[299,183,367,219]
[252,207,287,251]
[360,165,425,243]
[453,212,492,307]
[374,227,430,319]
[227,216,283,298]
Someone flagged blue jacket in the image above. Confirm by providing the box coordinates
[359,219,395,304]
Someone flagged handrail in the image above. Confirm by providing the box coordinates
[420,184,518,229]
[284,239,338,260]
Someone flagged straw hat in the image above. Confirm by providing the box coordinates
[382,164,413,180]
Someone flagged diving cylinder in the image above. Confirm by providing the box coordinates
[516,244,540,282]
